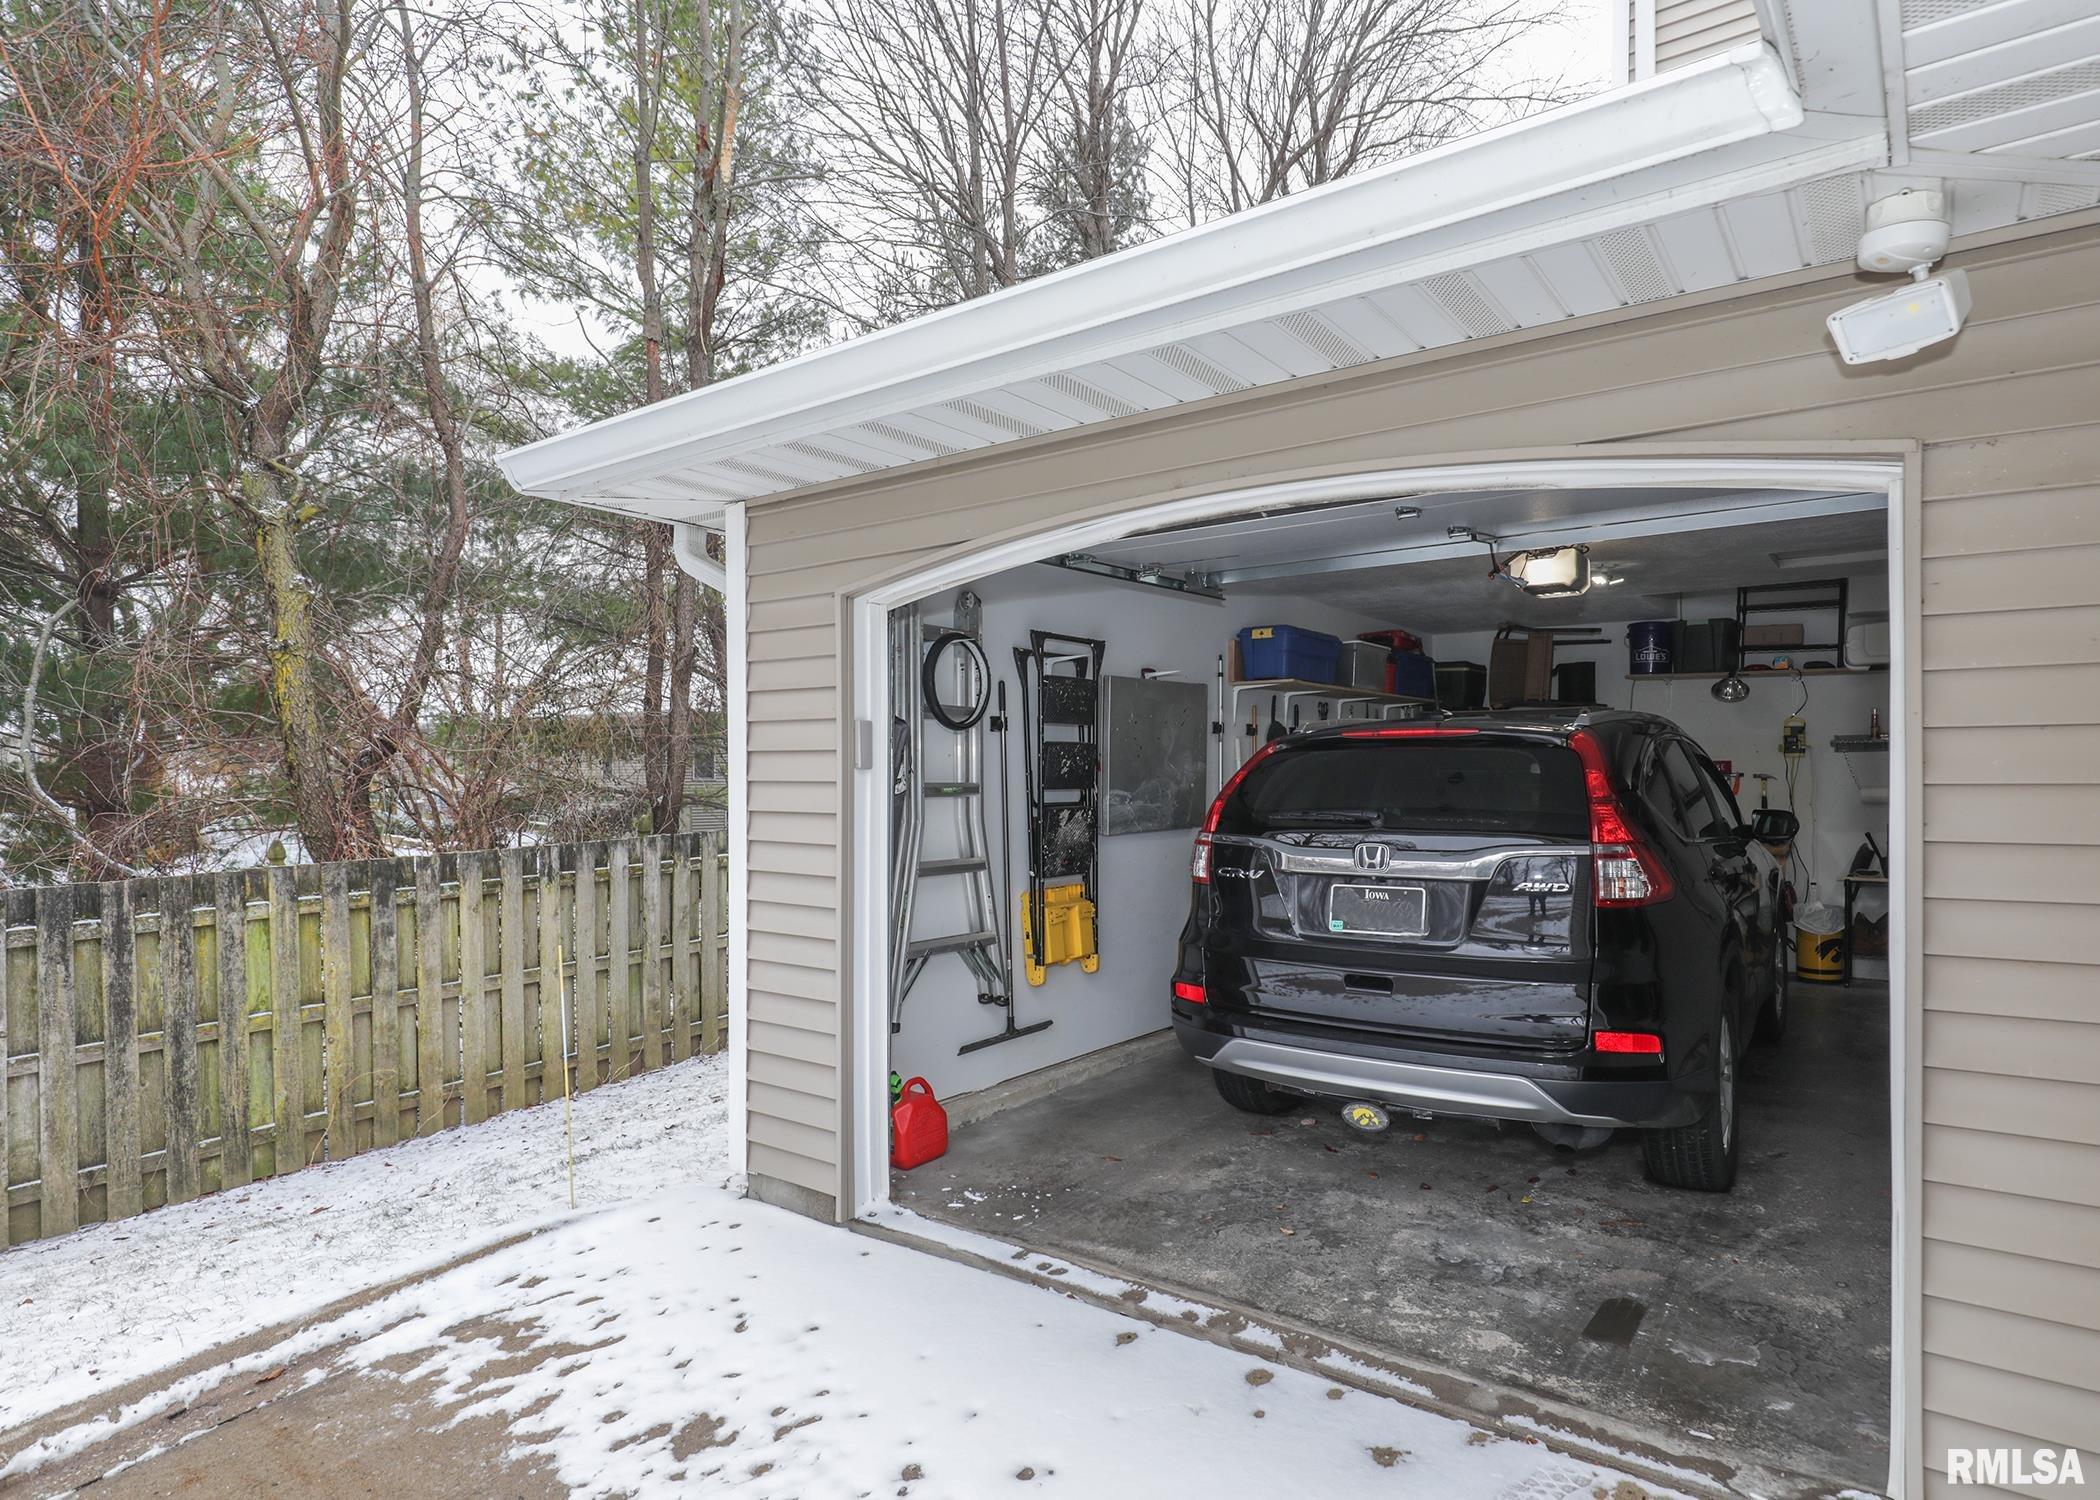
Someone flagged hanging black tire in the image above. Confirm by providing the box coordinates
[1211,1069,1301,1116]
[1756,927,1790,1045]
[1642,1013,1740,1192]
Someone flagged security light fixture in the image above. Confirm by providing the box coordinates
[1827,269,1971,365]
[1856,187,1950,275]
[1828,187,1970,365]
[1711,672,1750,703]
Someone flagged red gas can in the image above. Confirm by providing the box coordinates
[891,1076,949,1169]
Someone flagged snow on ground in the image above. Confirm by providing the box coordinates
[5,1178,1674,1499]
[5,1052,1678,1497]
[0,1053,729,1432]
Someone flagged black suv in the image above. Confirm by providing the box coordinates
[1171,710,1790,1191]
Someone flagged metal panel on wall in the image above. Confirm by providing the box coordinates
[1102,674,1210,835]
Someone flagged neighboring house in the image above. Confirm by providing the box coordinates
[681,777,729,838]
[502,5,2099,1495]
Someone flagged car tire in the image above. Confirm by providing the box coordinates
[1211,1070,1301,1116]
[1756,927,1790,1045]
[1641,1013,1740,1192]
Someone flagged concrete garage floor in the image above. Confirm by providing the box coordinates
[895,983,1892,1496]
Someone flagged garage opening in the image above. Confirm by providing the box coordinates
[862,471,1900,1494]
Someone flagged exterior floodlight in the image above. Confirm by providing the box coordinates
[1510,544,1591,598]
[1857,187,1950,275]
[1827,268,1971,365]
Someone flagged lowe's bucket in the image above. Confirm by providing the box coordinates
[1628,620,1674,676]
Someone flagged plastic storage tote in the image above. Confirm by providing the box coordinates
[1387,649,1437,700]
[1553,660,1598,703]
[1677,619,1742,673]
[1434,660,1486,709]
[1341,640,1391,689]
[1238,625,1343,683]
[1357,628,1423,654]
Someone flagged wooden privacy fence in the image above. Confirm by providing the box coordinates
[0,834,726,1248]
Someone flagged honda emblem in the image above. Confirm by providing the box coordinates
[1353,843,1391,872]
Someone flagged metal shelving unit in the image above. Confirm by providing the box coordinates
[1735,578,1849,667]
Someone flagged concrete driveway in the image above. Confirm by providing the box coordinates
[893,984,1893,1495]
[3,1185,1680,1500]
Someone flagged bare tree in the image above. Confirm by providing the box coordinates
[1153,0,1565,222]
[664,0,748,836]
[320,0,483,852]
[482,0,800,835]
[1032,0,1152,266]
[98,0,381,859]
[807,0,1058,310]
[611,0,752,835]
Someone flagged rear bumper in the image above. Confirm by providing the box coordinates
[1174,1013,1704,1130]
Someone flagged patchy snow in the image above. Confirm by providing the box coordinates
[0,1053,730,1432]
[5,1047,1680,1497]
[6,1179,1677,1499]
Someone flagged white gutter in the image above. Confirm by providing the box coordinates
[499,44,1805,504]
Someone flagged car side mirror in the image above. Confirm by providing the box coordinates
[1751,808,1800,842]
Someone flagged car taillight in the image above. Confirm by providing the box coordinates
[1192,740,1282,883]
[1593,1030,1663,1055]
[1172,979,1206,1005]
[1568,731,1674,908]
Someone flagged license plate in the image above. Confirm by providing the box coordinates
[1327,883,1428,938]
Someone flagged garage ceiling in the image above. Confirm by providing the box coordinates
[1071,489,1888,631]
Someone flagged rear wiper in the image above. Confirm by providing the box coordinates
[1275,809,1383,827]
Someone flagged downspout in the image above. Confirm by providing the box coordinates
[671,508,746,1193]
[672,522,728,591]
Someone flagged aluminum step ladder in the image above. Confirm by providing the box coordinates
[888,594,1018,1037]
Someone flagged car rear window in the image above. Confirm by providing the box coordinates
[1219,736,1589,839]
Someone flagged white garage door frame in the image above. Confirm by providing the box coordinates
[839,454,1916,1495]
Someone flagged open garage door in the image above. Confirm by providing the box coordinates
[851,463,1907,1496]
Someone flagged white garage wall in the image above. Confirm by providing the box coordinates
[1427,576,1893,914]
[892,565,1396,1097]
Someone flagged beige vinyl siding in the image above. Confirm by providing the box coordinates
[737,219,2100,1487]
[1629,0,1761,79]
[1655,0,1761,72]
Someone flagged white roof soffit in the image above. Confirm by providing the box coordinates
[1887,0,2100,191]
[502,44,1888,518]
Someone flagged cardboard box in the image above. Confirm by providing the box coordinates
[1743,622,1805,649]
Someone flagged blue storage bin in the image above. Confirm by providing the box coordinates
[1388,649,1437,700]
[1238,625,1343,683]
